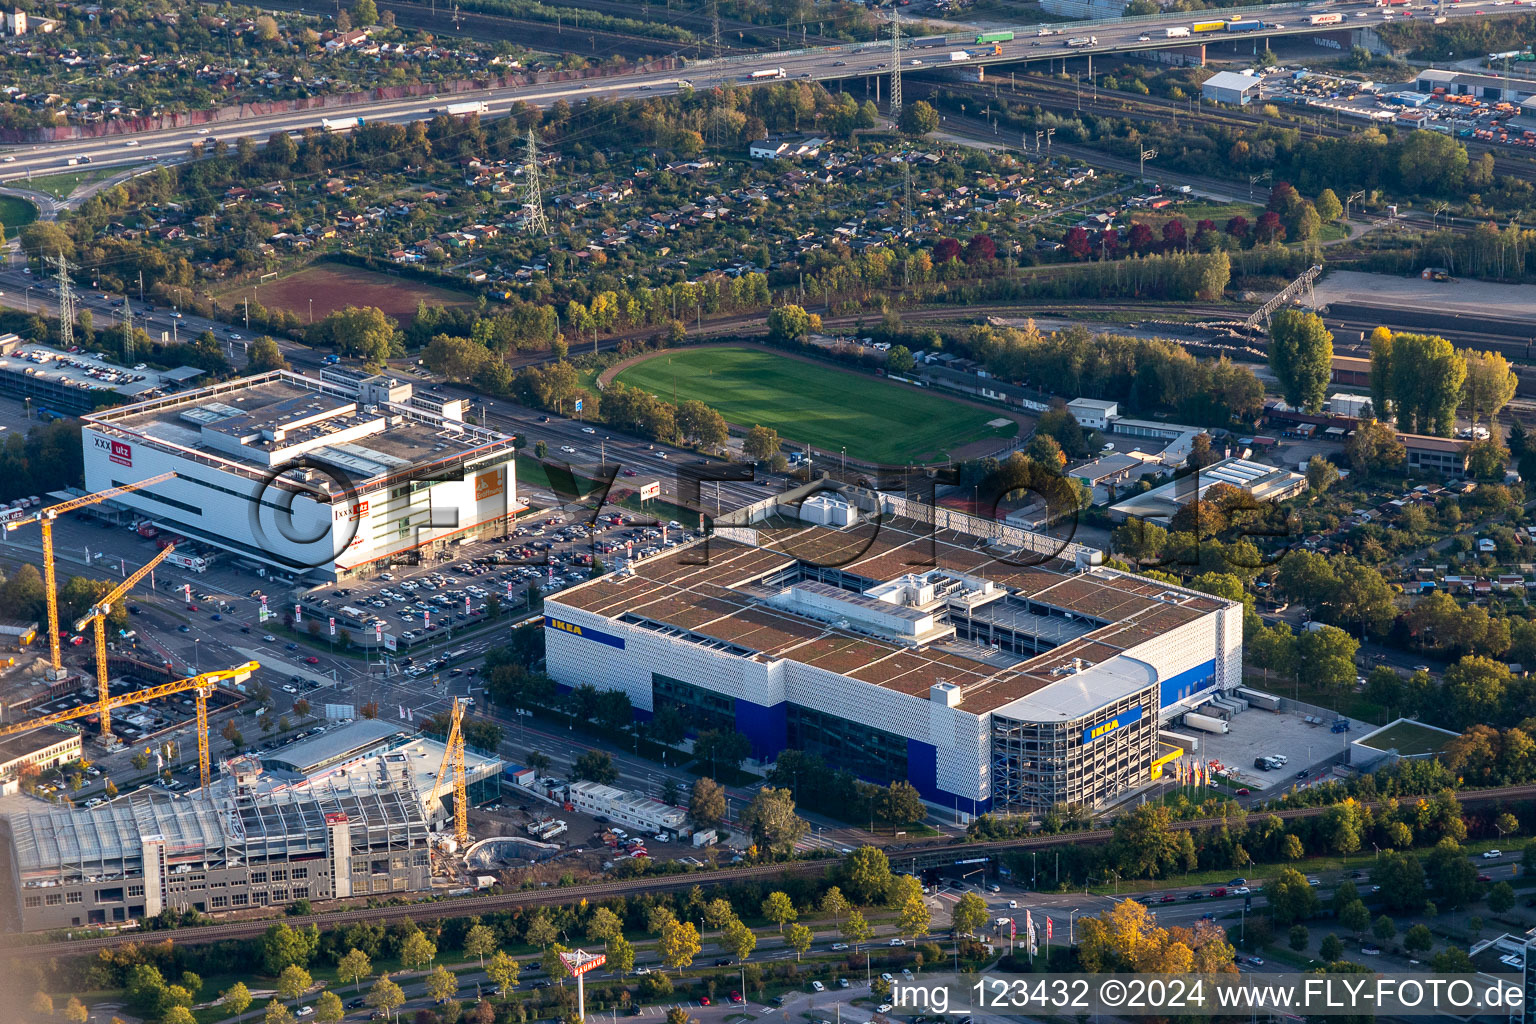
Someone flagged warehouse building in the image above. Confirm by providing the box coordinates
[543,486,1242,818]
[79,369,520,582]
[1202,71,1263,106]
[0,753,433,931]
[1108,457,1307,523]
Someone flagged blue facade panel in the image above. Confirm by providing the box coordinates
[906,740,939,800]
[1159,659,1217,708]
[734,697,787,762]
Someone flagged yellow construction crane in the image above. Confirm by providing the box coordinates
[72,544,177,742]
[0,661,258,791]
[429,697,469,845]
[4,471,177,679]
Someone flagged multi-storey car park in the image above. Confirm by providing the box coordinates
[78,368,520,583]
[544,488,1242,817]
[0,720,503,932]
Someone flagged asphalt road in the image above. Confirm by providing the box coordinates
[0,1,1513,180]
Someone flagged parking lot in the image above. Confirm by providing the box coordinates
[1184,705,1359,792]
[291,509,704,658]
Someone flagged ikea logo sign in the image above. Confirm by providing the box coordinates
[1082,704,1143,745]
[544,615,626,650]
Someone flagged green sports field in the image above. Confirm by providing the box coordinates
[613,347,1018,465]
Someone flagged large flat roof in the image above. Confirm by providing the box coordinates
[552,515,1229,715]
[83,371,516,490]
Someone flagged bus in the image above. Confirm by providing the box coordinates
[446,647,471,662]
[975,31,1014,43]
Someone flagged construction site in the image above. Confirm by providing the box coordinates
[0,472,505,933]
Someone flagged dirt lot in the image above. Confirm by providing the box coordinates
[239,263,476,322]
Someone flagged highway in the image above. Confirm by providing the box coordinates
[0,0,1518,181]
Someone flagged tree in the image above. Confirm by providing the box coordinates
[1318,934,1344,962]
[879,781,925,826]
[1316,188,1343,223]
[1467,438,1509,481]
[821,886,849,926]
[1371,853,1427,914]
[262,923,320,975]
[840,909,873,949]
[353,0,378,23]
[744,425,780,462]
[1267,867,1320,926]
[1403,924,1433,955]
[314,306,398,366]
[762,892,797,932]
[1306,455,1340,494]
[400,931,438,971]
[609,934,636,975]
[247,337,288,373]
[658,919,701,974]
[1110,803,1180,879]
[20,222,74,263]
[485,951,520,995]
[1371,914,1396,944]
[1295,625,1360,691]
[738,787,807,857]
[163,1009,198,1024]
[1288,925,1310,952]
[786,922,814,960]
[1462,349,1518,425]
[573,750,619,785]
[586,907,623,947]
[61,997,88,1024]
[1346,419,1406,474]
[314,991,345,1024]
[1489,881,1516,913]
[842,846,892,904]
[424,966,458,1005]
[366,974,405,1022]
[338,949,373,994]
[464,924,498,967]
[899,101,940,136]
[951,891,990,937]
[277,965,312,1009]
[897,895,931,939]
[721,918,757,962]
[1427,838,1481,909]
[222,982,254,1022]
[525,913,558,949]
[688,777,726,827]
[886,345,916,375]
[666,1010,691,1024]
[1340,900,1370,936]
[765,305,821,344]
[1269,310,1333,413]
[1390,333,1466,436]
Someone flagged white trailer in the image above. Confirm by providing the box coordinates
[1235,687,1282,711]
[164,551,209,573]
[1184,712,1231,735]
[446,101,490,115]
[750,68,787,80]
[1165,26,1191,37]
[948,50,971,61]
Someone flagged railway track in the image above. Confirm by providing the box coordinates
[11,781,1536,959]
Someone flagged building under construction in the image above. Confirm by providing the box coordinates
[0,752,435,932]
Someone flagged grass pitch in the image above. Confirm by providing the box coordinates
[613,347,1016,465]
